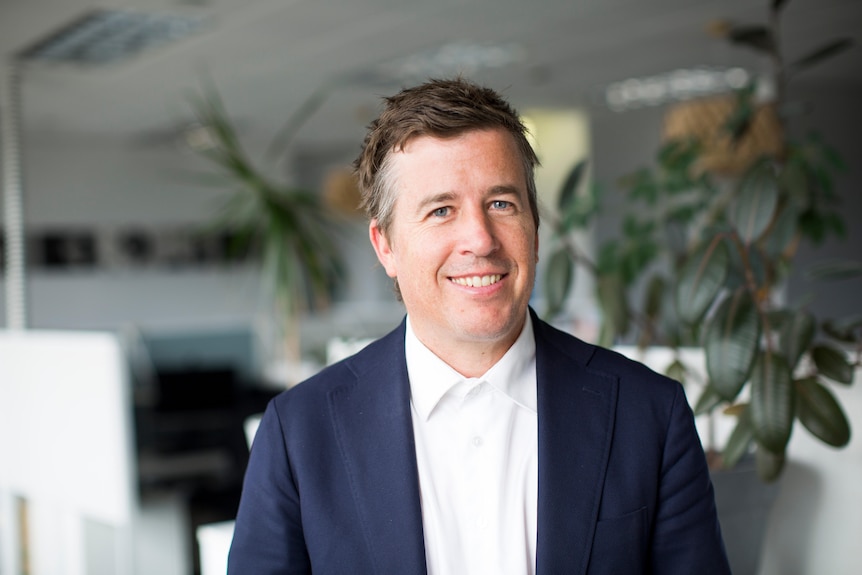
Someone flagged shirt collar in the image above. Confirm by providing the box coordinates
[405,313,537,421]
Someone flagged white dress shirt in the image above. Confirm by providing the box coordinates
[405,314,538,575]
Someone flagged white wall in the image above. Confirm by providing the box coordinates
[759,374,862,575]
[0,331,135,575]
[1,132,262,329]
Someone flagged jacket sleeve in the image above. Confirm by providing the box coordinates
[650,383,731,574]
[228,399,311,574]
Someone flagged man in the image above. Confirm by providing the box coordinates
[228,78,730,574]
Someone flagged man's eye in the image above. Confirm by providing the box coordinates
[431,207,450,217]
[491,200,512,210]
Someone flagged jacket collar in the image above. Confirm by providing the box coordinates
[326,318,428,575]
[532,310,618,575]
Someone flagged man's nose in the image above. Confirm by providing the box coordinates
[457,208,499,257]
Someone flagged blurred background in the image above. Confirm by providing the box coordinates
[1,0,860,574]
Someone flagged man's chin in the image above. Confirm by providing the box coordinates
[451,311,524,343]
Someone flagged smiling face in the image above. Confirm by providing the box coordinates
[369,128,539,375]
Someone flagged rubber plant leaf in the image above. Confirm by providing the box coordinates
[755,445,785,483]
[822,315,862,343]
[750,351,794,454]
[731,161,779,245]
[791,39,854,75]
[597,273,629,347]
[544,246,574,319]
[693,385,724,416]
[675,238,730,325]
[705,288,761,401]
[779,309,816,370]
[557,159,588,214]
[806,259,862,281]
[557,160,596,234]
[643,273,666,321]
[796,376,851,447]
[811,344,854,384]
[664,358,687,386]
[722,407,754,470]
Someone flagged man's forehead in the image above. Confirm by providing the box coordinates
[392,127,514,153]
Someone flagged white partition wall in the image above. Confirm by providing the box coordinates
[0,331,135,575]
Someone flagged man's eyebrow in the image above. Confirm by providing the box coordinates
[487,185,522,197]
[415,192,457,213]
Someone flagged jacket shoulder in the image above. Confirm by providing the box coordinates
[533,314,681,396]
[270,320,406,413]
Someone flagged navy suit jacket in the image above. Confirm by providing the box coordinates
[228,311,730,574]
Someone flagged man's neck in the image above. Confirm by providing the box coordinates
[406,316,528,379]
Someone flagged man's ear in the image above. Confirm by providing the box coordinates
[369,219,398,278]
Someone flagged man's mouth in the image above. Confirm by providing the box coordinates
[449,274,503,287]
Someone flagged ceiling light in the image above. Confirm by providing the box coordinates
[605,67,751,112]
[375,42,525,81]
[17,9,204,66]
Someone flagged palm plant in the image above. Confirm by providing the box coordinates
[189,85,345,364]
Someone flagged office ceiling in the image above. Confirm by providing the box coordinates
[1,0,860,148]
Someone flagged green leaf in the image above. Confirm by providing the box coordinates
[723,236,766,291]
[265,84,333,162]
[619,169,658,205]
[657,138,700,172]
[665,358,687,385]
[806,260,862,282]
[755,445,786,483]
[750,351,795,453]
[731,162,779,245]
[188,85,345,315]
[694,385,724,416]
[779,310,816,370]
[643,274,666,321]
[676,239,730,325]
[557,159,588,213]
[761,204,799,260]
[559,183,600,232]
[722,408,754,470]
[779,158,810,211]
[771,0,790,13]
[705,289,761,401]
[728,25,775,54]
[723,96,754,143]
[791,38,854,75]
[811,344,854,384]
[822,315,862,343]
[796,377,851,447]
[597,273,629,343]
[544,247,574,319]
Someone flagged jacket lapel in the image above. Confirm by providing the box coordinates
[327,322,428,575]
[533,316,618,575]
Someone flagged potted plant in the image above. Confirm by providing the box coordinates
[188,84,345,382]
[543,0,860,483]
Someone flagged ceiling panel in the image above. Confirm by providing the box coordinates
[0,0,859,145]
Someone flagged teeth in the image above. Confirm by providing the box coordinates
[451,274,502,287]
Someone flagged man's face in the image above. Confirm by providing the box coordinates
[370,128,538,359]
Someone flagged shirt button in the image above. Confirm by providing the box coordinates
[472,436,483,447]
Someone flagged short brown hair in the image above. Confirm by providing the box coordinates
[354,78,540,237]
